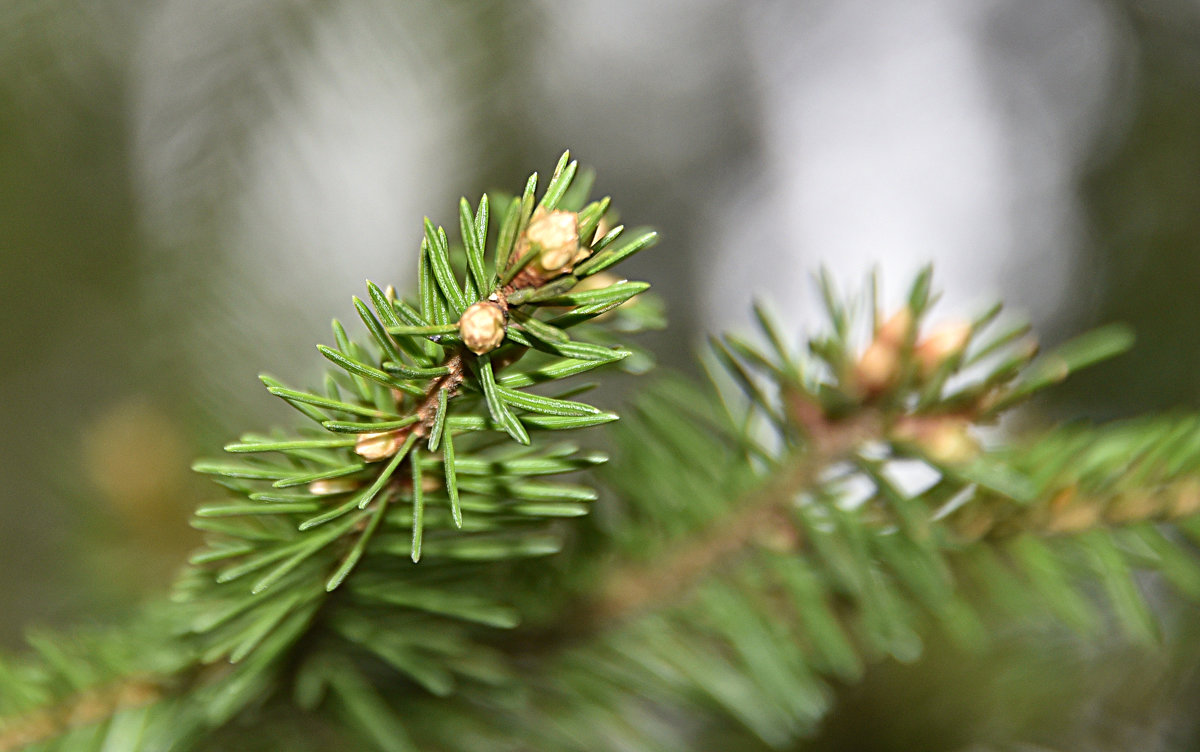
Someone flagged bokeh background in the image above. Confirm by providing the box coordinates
[3,1,1200,749]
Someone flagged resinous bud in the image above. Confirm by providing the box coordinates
[915,321,971,376]
[355,430,406,461]
[309,478,359,495]
[525,208,581,272]
[458,301,506,355]
[509,208,585,288]
[854,307,912,394]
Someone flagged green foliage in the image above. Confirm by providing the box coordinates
[0,153,662,751]
[6,158,1200,752]
[495,273,1197,749]
[170,152,659,747]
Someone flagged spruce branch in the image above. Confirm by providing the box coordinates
[8,160,1200,752]
[174,151,660,713]
[485,272,1200,749]
[0,153,662,750]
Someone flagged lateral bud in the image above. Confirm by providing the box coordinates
[355,430,406,462]
[458,300,507,355]
[309,478,360,496]
[509,208,585,288]
[915,321,971,376]
[892,415,979,465]
[854,307,913,395]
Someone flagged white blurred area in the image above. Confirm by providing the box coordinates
[129,0,472,420]
[711,0,1133,335]
[123,0,1135,413]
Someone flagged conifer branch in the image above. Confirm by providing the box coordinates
[7,158,1200,752]
[0,153,662,751]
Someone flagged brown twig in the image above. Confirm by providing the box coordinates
[581,456,816,626]
[576,398,885,630]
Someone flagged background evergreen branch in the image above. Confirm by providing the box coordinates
[6,157,1200,751]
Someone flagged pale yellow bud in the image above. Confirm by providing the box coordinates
[855,338,901,394]
[458,301,506,355]
[1169,479,1200,519]
[309,478,359,496]
[1105,491,1161,524]
[853,307,912,395]
[570,272,620,293]
[876,307,913,346]
[355,430,405,462]
[915,321,971,376]
[507,209,587,289]
[923,420,978,465]
[893,416,978,465]
[525,209,580,272]
[1045,486,1100,534]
